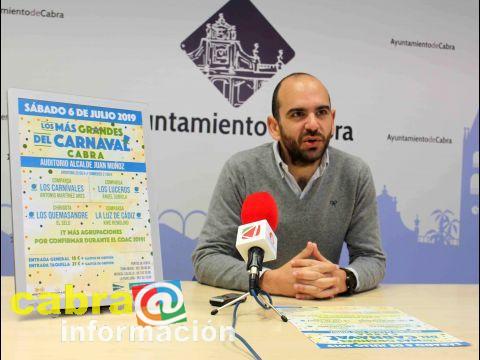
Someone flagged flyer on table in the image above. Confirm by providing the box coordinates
[8,89,157,298]
[278,306,470,349]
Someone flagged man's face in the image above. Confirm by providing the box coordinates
[273,76,335,166]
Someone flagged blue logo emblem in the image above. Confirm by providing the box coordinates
[181,0,295,107]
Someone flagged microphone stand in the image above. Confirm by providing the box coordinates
[210,247,288,322]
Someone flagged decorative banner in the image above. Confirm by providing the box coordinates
[7,89,161,303]
[278,306,470,349]
[1,0,478,283]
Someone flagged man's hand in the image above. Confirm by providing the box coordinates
[259,242,320,297]
[292,243,347,300]
[259,241,348,299]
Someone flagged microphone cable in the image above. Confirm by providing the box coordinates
[230,288,286,359]
[249,288,272,310]
[231,301,262,360]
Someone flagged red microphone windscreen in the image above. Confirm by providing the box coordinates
[241,192,279,231]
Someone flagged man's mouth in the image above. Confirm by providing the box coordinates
[302,136,324,147]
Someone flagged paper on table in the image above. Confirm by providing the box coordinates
[277,306,470,349]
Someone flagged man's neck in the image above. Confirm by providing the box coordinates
[289,163,320,189]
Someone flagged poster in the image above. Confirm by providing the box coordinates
[278,306,470,349]
[8,89,161,301]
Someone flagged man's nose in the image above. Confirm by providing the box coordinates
[304,113,320,131]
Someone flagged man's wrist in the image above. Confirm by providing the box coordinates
[333,268,348,294]
[339,267,357,295]
[259,268,275,293]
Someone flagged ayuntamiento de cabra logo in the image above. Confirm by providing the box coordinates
[181,0,295,108]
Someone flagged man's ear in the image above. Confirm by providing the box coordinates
[267,115,281,141]
[330,108,336,137]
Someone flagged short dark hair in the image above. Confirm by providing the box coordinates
[271,72,331,121]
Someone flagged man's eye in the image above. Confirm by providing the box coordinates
[316,109,329,117]
[291,111,304,118]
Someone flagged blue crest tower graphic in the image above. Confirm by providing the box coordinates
[376,112,479,283]
[1,204,14,275]
[158,210,206,280]
[181,0,295,107]
[459,112,479,281]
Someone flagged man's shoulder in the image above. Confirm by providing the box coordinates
[329,147,370,172]
[226,142,273,169]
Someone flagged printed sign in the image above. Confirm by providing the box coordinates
[278,306,470,349]
[8,89,159,305]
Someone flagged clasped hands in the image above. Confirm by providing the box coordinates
[259,241,347,300]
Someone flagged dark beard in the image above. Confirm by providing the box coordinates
[279,128,331,166]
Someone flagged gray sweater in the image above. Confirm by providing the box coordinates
[192,143,386,292]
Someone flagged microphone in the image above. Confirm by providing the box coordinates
[236,192,278,292]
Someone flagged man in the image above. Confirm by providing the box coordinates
[192,73,386,299]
